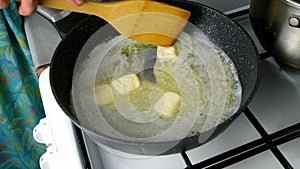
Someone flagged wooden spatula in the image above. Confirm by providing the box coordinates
[31,0,191,47]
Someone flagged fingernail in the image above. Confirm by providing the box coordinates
[18,7,25,15]
[19,6,36,16]
[75,0,83,5]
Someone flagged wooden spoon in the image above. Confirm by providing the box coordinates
[27,0,191,47]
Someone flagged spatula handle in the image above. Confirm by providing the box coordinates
[16,0,191,47]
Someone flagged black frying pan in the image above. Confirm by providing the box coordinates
[50,0,260,155]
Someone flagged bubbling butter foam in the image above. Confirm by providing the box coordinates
[71,31,242,143]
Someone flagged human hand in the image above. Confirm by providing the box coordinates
[0,0,84,16]
[0,0,38,16]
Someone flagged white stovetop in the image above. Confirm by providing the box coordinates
[36,68,85,169]
[28,0,300,168]
[37,56,300,169]
[86,59,300,169]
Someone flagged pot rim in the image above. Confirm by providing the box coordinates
[285,0,300,7]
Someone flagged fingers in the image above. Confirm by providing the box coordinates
[1,0,82,16]
[0,0,10,9]
[67,0,83,6]
[18,0,38,16]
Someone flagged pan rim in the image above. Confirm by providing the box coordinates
[49,0,261,153]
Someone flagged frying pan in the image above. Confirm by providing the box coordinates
[50,0,260,155]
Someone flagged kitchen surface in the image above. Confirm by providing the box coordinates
[26,0,300,168]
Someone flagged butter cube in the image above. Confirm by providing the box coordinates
[154,92,181,119]
[112,73,141,94]
[93,84,113,105]
[157,46,178,59]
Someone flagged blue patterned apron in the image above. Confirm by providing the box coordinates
[0,1,46,169]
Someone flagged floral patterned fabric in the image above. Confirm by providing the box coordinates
[0,1,46,169]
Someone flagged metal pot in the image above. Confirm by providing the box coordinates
[250,0,300,68]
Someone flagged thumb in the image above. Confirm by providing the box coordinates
[18,0,38,16]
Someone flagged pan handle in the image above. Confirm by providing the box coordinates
[37,6,71,22]
[36,6,90,39]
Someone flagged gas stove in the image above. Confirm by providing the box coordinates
[27,1,300,169]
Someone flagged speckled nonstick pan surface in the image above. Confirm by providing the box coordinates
[50,0,260,155]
